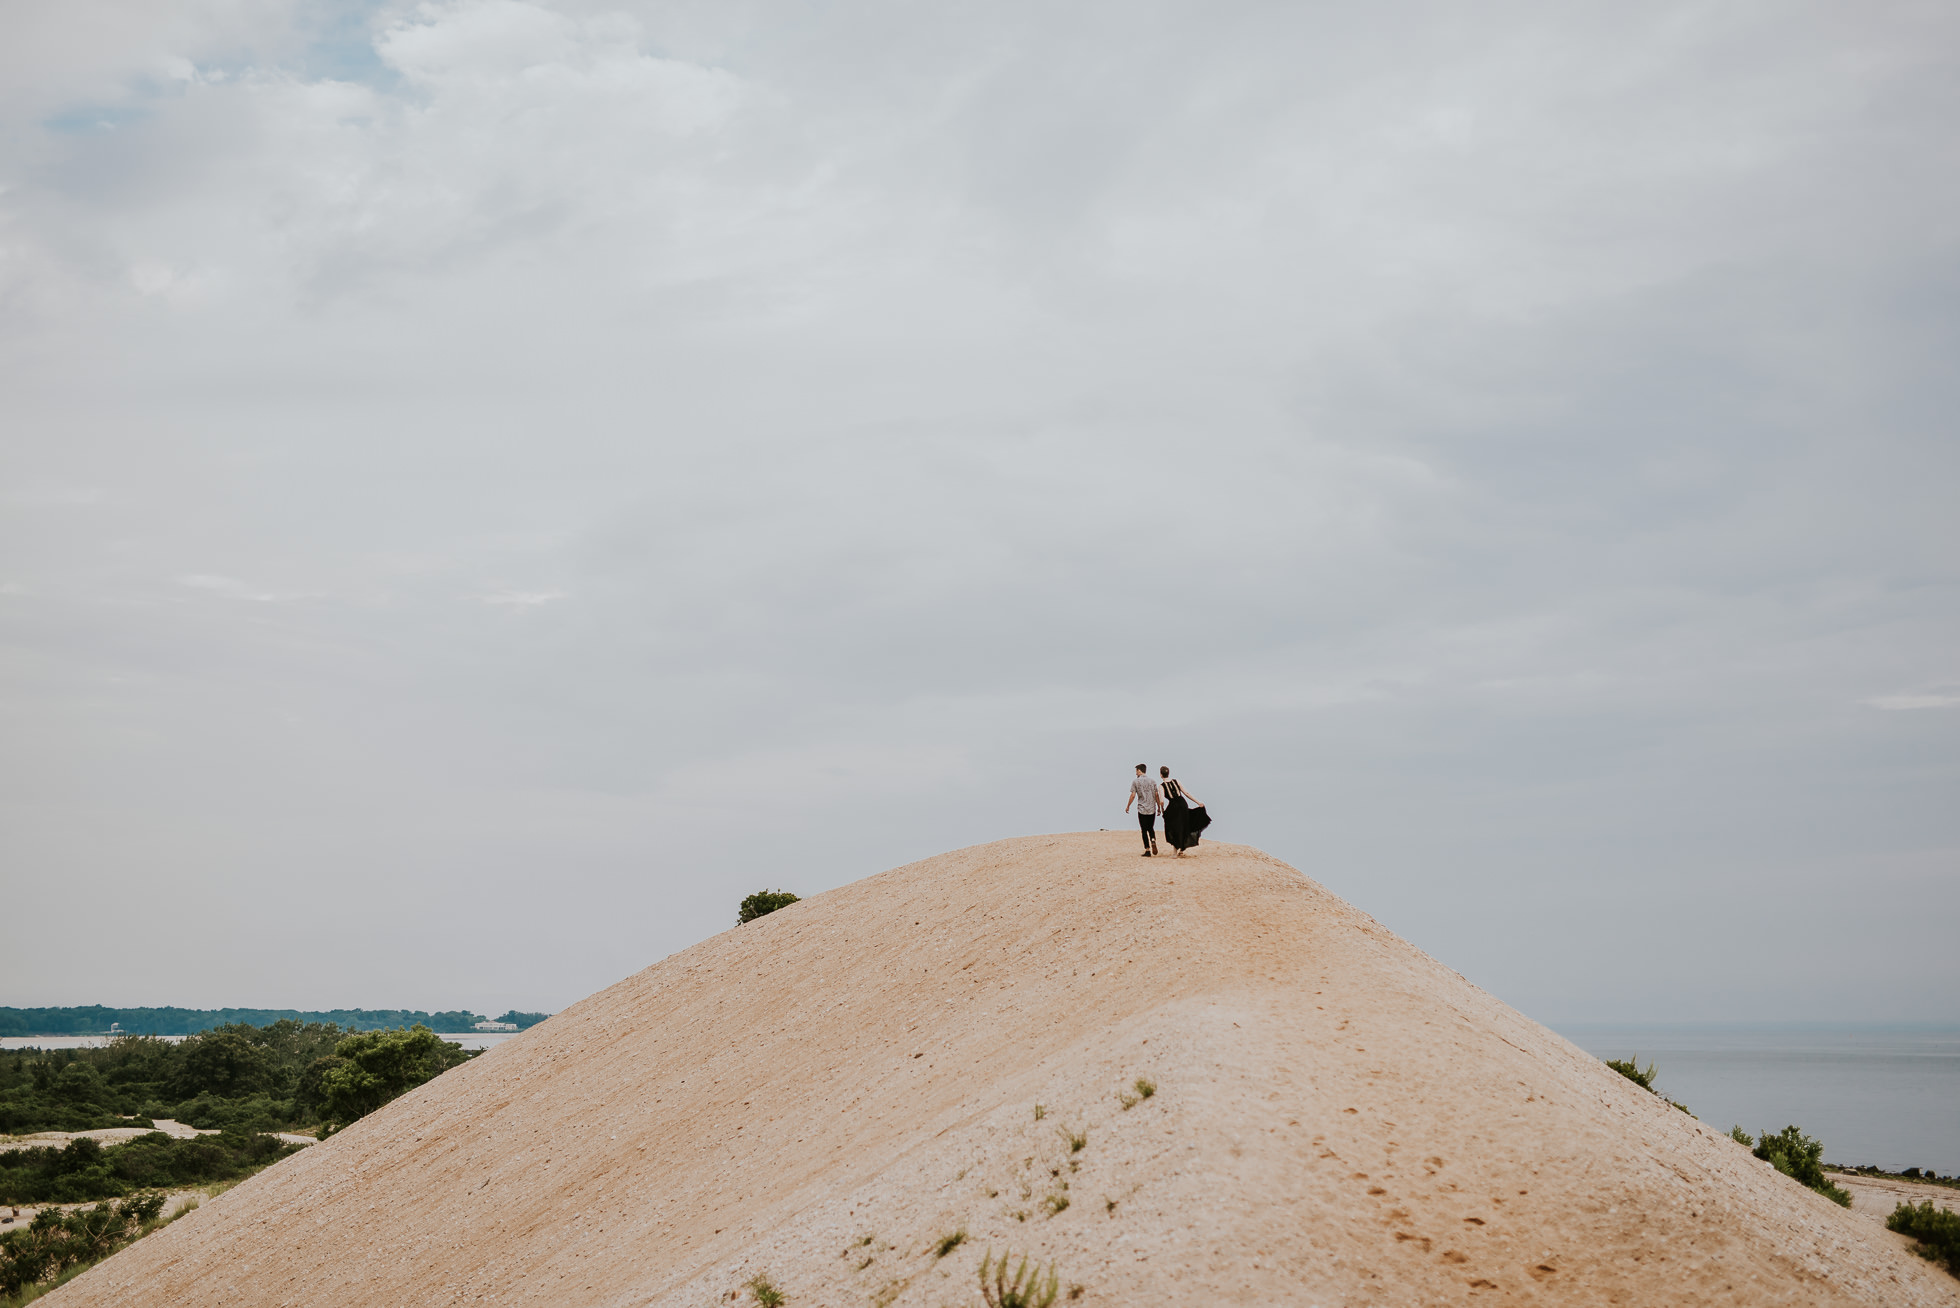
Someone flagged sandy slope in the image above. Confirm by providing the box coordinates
[51,834,1959,1306]
[1839,1173,1960,1227]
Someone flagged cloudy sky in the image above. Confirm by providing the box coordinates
[2,0,1955,1024]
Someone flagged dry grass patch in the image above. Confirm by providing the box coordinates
[979,1249,1060,1308]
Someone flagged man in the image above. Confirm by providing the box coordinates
[1124,763,1161,856]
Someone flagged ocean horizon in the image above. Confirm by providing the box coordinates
[1555,1022,1960,1176]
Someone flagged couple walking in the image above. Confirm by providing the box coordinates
[1124,764,1210,857]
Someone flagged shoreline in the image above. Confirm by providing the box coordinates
[1832,1171,1960,1234]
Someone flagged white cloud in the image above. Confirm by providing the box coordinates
[1866,693,1960,711]
[174,574,291,602]
[481,589,566,606]
[1,0,1955,1020]
[1,484,103,506]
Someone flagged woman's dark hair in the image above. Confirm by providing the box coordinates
[1160,766,1170,777]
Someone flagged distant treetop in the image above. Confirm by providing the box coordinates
[492,1011,551,1030]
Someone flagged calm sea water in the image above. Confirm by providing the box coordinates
[1556,1024,1960,1175]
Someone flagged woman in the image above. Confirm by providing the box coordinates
[1158,766,1210,856]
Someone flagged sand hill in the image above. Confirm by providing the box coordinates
[53,834,1959,1306]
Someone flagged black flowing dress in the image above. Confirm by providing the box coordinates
[1160,778,1210,851]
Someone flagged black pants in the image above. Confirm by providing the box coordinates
[1137,812,1157,848]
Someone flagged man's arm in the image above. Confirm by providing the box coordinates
[1124,788,1134,813]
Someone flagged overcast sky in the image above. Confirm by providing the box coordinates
[2,0,1955,1025]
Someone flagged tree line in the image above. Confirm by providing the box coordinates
[1,1021,476,1138]
[0,1007,549,1038]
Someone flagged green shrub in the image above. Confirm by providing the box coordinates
[315,1025,472,1130]
[748,1274,785,1307]
[0,1129,301,1205]
[1888,1201,1960,1275]
[0,1021,356,1135]
[1605,1057,1656,1091]
[737,891,800,925]
[171,1092,291,1133]
[1600,1057,1693,1115]
[934,1229,967,1258]
[1753,1125,1851,1206]
[1730,1126,1753,1147]
[979,1250,1059,1308]
[0,1193,167,1298]
[173,1030,274,1099]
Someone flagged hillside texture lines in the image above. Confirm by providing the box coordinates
[48,834,1960,1306]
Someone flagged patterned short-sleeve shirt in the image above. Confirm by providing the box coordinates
[1131,775,1162,815]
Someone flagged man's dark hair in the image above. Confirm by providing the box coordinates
[1135,763,1146,772]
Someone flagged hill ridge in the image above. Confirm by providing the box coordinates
[50,833,1960,1306]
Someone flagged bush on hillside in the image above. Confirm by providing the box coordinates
[1605,1057,1657,1091]
[168,1092,291,1133]
[1602,1056,1692,1115]
[1752,1125,1851,1207]
[313,1025,473,1131]
[0,1130,301,1206]
[1888,1200,1960,1276]
[0,1193,168,1299]
[173,1029,276,1099]
[738,891,800,925]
